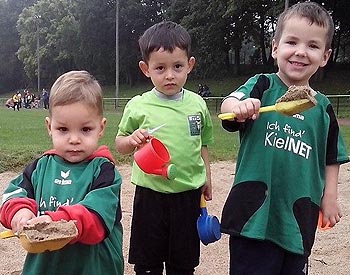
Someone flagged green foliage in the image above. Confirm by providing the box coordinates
[16,0,80,86]
[0,0,349,92]
[118,0,170,86]
[0,0,34,91]
[75,0,117,84]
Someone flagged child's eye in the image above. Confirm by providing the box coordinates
[156,66,164,71]
[175,64,183,69]
[286,41,296,45]
[58,127,68,132]
[82,127,92,132]
[309,44,319,49]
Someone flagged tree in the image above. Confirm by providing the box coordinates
[167,0,230,78]
[1,0,349,92]
[0,0,35,91]
[320,0,350,63]
[118,0,169,86]
[17,0,79,88]
[75,0,116,85]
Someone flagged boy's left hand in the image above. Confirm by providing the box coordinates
[320,198,342,228]
[201,181,212,201]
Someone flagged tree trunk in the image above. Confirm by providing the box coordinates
[259,16,267,65]
[285,0,289,10]
[234,47,240,75]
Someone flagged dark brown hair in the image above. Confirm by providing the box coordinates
[138,21,191,63]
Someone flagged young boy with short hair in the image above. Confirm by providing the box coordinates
[0,70,124,274]
[220,2,349,274]
[115,21,213,274]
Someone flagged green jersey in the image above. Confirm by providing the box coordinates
[117,88,214,193]
[221,74,349,255]
[1,147,123,274]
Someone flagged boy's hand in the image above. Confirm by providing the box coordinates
[10,208,36,233]
[128,129,150,148]
[232,98,261,122]
[201,181,212,201]
[320,197,342,228]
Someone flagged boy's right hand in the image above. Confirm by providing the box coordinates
[10,208,36,233]
[128,129,150,149]
[231,98,261,122]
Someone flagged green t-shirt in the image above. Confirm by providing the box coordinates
[117,88,214,193]
[2,153,123,274]
[221,73,349,255]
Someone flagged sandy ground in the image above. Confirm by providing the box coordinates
[0,161,349,275]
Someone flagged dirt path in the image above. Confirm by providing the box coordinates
[0,161,349,274]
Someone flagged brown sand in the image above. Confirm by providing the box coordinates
[0,161,349,274]
[276,85,317,105]
[21,220,77,242]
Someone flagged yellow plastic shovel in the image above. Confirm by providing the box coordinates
[218,99,316,120]
[0,221,78,253]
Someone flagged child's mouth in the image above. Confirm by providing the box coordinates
[289,61,306,66]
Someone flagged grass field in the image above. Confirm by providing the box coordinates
[0,108,239,173]
[1,69,349,173]
[1,106,349,173]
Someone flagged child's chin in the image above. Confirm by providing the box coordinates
[64,155,86,163]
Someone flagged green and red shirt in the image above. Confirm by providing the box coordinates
[221,73,349,256]
[0,146,123,274]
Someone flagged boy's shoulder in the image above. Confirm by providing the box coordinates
[184,87,211,102]
[128,89,154,104]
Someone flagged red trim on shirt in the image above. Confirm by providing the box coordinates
[43,145,115,164]
[46,204,106,244]
[0,198,37,228]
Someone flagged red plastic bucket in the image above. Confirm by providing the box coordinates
[134,138,177,179]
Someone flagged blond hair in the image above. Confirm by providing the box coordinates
[274,2,334,50]
[49,70,103,116]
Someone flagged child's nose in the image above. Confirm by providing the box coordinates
[295,45,307,57]
[69,133,81,144]
[165,69,175,79]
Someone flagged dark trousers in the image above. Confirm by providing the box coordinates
[13,102,19,111]
[229,236,308,275]
[129,186,201,275]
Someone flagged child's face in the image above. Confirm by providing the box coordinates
[272,16,331,87]
[139,47,195,96]
[45,102,106,163]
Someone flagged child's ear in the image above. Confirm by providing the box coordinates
[187,57,196,73]
[271,39,278,59]
[45,117,52,136]
[320,49,332,68]
[98,118,107,137]
[139,61,150,77]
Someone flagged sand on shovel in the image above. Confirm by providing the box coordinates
[20,220,77,243]
[276,85,317,105]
